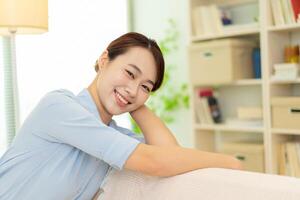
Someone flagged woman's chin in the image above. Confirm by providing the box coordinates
[113,108,137,115]
[108,103,139,115]
[109,107,129,115]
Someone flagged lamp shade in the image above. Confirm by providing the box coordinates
[0,0,48,35]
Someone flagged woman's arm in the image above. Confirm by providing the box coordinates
[130,105,179,147]
[125,143,243,177]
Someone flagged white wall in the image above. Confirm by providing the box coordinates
[131,0,194,147]
[16,0,130,128]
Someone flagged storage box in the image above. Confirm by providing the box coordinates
[272,63,300,80]
[220,141,265,172]
[271,97,300,129]
[188,39,256,85]
[237,106,263,120]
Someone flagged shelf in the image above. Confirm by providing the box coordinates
[193,79,262,87]
[233,79,262,85]
[191,27,259,42]
[195,123,264,133]
[272,128,300,135]
[188,0,300,174]
[217,0,258,7]
[268,23,300,32]
[270,78,300,85]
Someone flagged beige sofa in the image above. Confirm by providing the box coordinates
[97,168,300,200]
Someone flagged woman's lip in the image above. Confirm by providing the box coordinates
[114,89,132,108]
[115,91,127,108]
[114,89,132,104]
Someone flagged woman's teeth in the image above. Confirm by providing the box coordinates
[116,91,129,105]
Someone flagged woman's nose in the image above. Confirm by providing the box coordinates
[125,81,139,98]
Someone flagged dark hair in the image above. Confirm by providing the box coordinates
[95,32,164,92]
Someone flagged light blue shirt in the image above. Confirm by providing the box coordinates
[0,88,144,200]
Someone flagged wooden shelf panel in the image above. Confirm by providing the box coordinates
[192,79,262,87]
[233,79,262,85]
[217,0,258,7]
[268,24,300,32]
[270,78,300,84]
[272,128,300,135]
[191,27,259,42]
[195,123,264,133]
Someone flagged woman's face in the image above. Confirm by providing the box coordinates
[96,47,157,118]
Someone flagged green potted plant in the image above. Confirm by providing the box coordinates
[131,19,190,134]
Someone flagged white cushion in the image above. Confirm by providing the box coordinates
[97,168,300,200]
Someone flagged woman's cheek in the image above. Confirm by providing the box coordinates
[128,106,138,113]
[142,94,150,103]
[129,99,144,111]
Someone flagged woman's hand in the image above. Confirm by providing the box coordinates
[129,105,179,147]
[129,104,147,118]
[227,156,244,170]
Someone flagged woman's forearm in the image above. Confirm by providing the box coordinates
[125,143,243,177]
[130,105,179,147]
[152,145,242,177]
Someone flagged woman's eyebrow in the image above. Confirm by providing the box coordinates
[128,64,155,86]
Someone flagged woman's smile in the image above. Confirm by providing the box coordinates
[114,89,131,108]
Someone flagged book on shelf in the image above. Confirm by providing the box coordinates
[200,6,215,35]
[209,4,223,34]
[279,144,287,175]
[271,0,300,26]
[291,0,300,21]
[192,4,223,36]
[274,63,300,70]
[278,142,300,177]
[271,63,300,80]
[201,97,214,124]
[286,142,300,177]
[282,0,296,24]
[193,6,204,36]
[195,97,214,124]
[270,0,285,26]
[195,97,207,124]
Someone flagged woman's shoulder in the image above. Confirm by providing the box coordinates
[39,89,78,108]
[47,88,75,97]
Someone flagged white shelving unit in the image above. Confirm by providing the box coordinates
[187,0,300,176]
[191,27,259,42]
[195,123,264,133]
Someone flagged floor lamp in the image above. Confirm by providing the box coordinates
[0,0,48,145]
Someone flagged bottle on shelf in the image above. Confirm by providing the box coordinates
[252,47,261,79]
[199,89,222,123]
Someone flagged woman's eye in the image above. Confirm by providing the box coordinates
[126,70,134,79]
[142,85,151,93]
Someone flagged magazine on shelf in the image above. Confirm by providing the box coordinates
[278,142,300,177]
[271,0,300,26]
[194,96,214,124]
[195,97,207,124]
[192,4,223,36]
[200,98,214,124]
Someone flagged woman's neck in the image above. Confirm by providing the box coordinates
[87,77,112,125]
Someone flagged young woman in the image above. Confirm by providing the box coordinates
[0,32,242,200]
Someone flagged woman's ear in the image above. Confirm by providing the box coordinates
[98,50,109,70]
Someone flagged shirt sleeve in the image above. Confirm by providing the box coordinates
[33,92,140,170]
[109,121,145,144]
